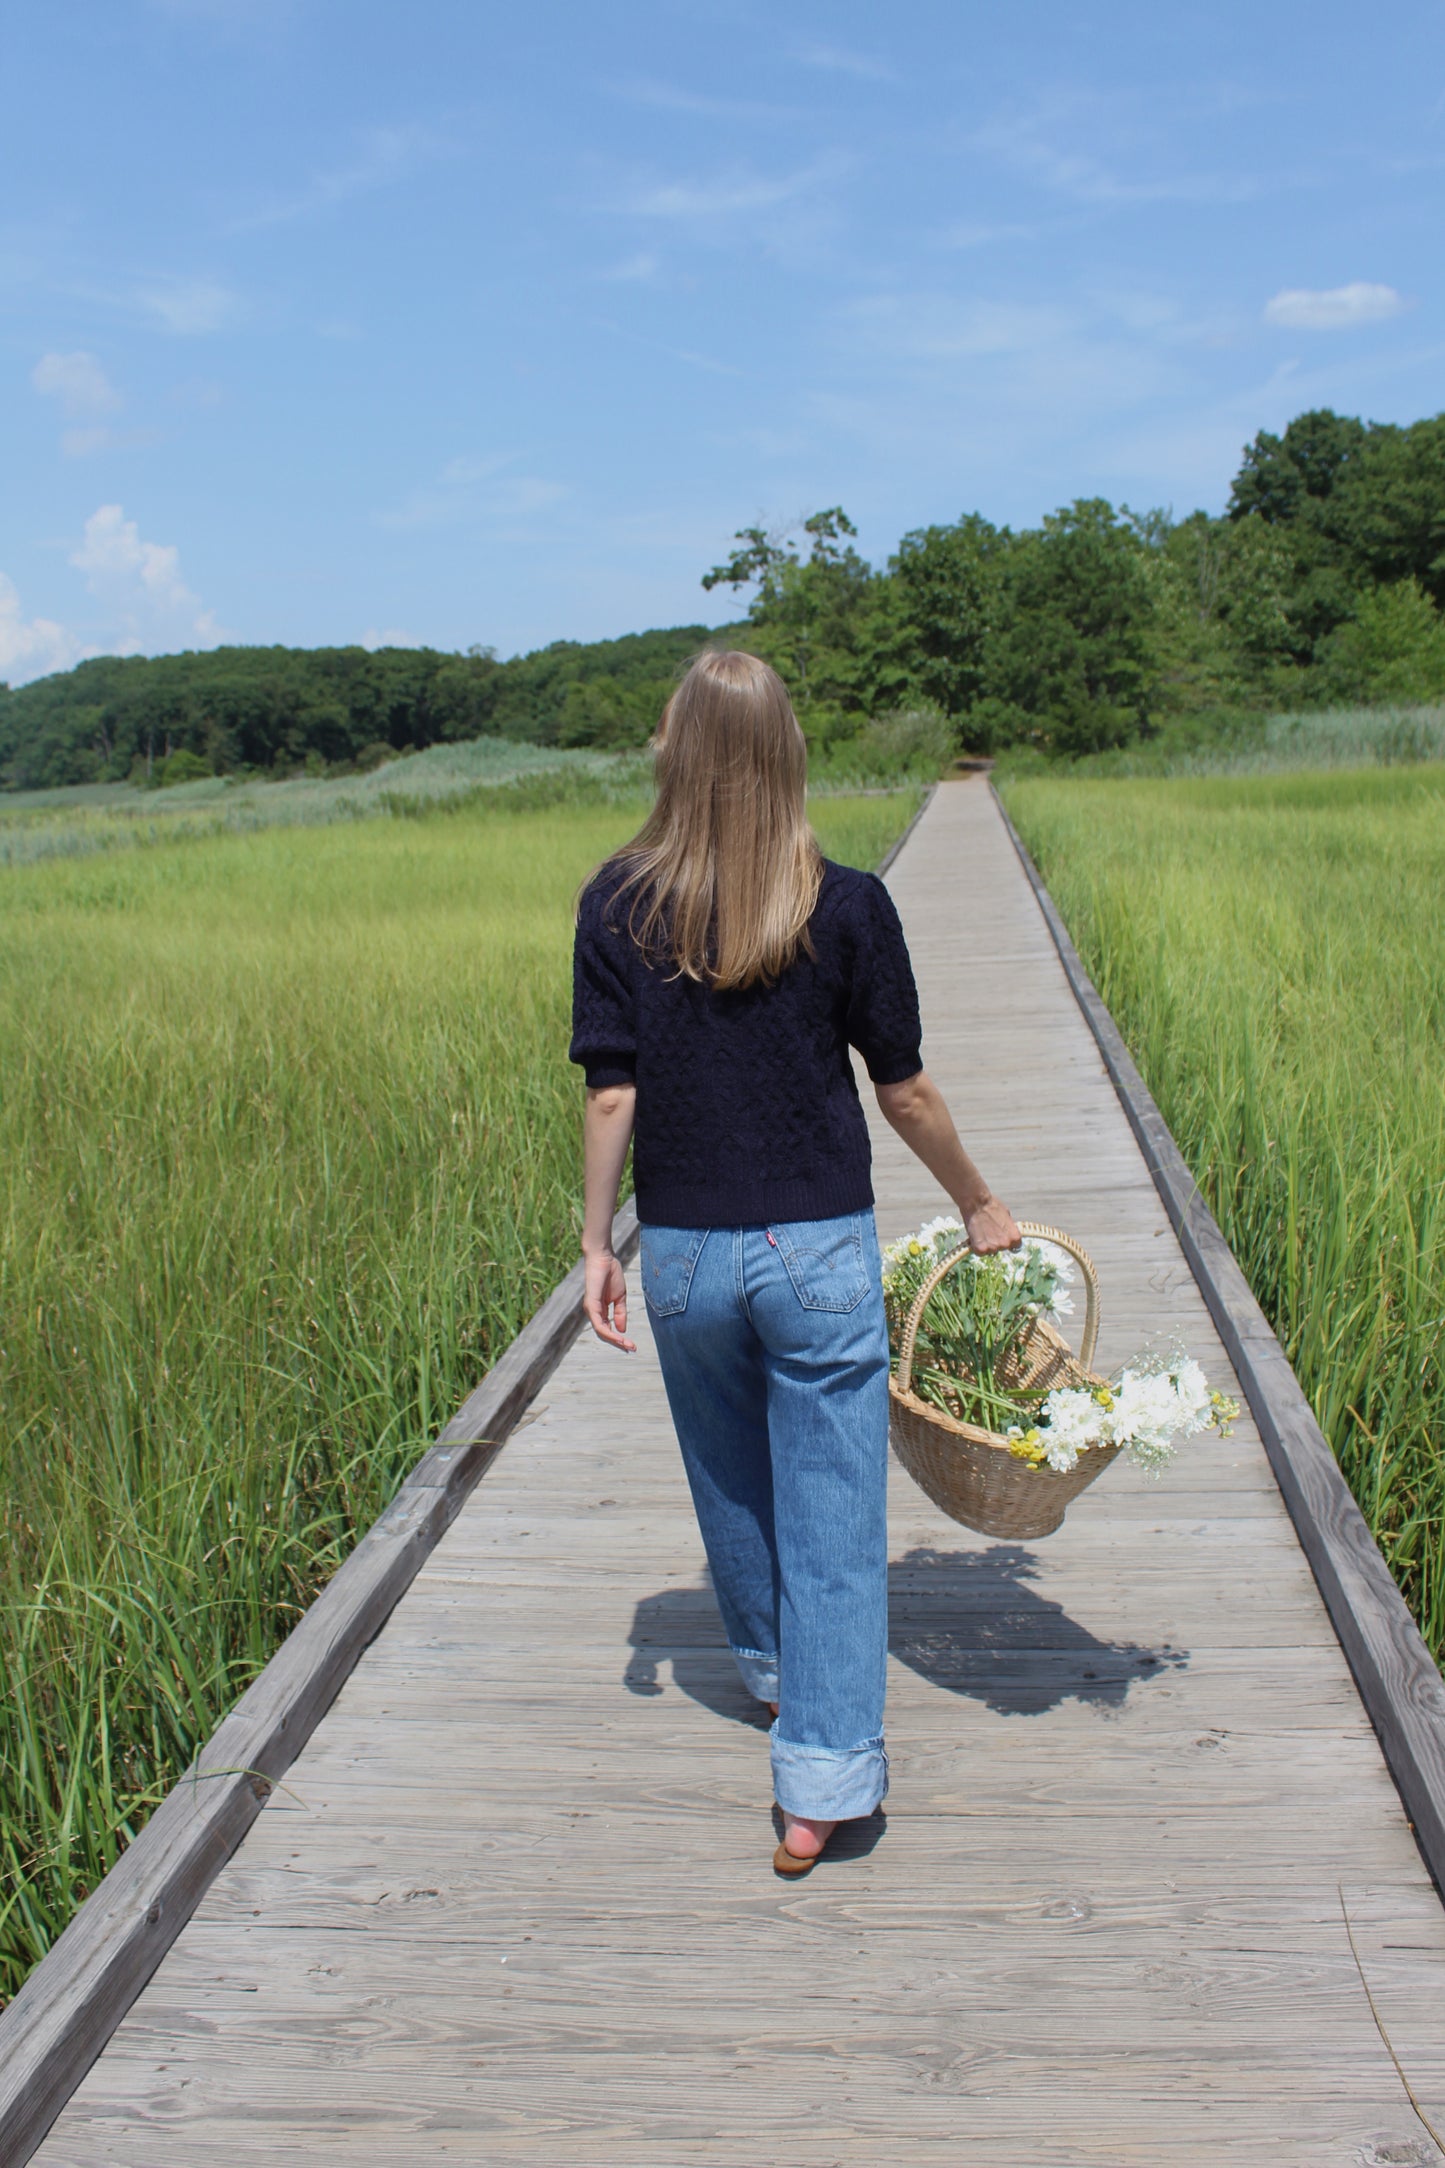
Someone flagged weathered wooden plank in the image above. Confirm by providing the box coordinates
[0,1208,639,2168]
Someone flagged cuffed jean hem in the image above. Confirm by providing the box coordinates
[771,1734,889,1821]
[732,1648,779,1703]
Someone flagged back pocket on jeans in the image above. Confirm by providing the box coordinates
[639,1227,709,1317]
[771,1216,870,1313]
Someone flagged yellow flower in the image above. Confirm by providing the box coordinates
[908,1239,923,1256]
[1094,1386,1115,1411]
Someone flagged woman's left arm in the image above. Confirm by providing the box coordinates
[582,1082,638,1352]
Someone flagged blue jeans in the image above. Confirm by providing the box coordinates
[640,1211,890,1821]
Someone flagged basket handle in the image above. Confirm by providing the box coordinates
[894,1219,1100,1396]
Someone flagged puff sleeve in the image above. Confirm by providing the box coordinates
[569,878,638,1090]
[845,874,923,1085]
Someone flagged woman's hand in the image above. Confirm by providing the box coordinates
[964,1193,1022,1255]
[583,1245,636,1353]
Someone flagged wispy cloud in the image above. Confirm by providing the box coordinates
[70,503,224,648]
[591,315,745,378]
[936,217,1061,252]
[1264,281,1407,331]
[791,41,895,82]
[815,285,1202,490]
[619,161,838,221]
[608,77,799,124]
[128,275,244,335]
[31,350,133,454]
[970,104,1264,208]
[845,293,1072,362]
[227,124,451,232]
[598,251,661,284]
[376,455,569,533]
[360,626,423,650]
[32,350,121,415]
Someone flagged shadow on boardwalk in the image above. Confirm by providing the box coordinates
[625,1541,1188,1726]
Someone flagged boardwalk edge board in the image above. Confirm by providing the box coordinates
[873,778,937,878]
[0,1202,641,2168]
[991,781,1445,1899]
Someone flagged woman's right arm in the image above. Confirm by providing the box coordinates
[874,1071,1021,1254]
[582,1082,638,1351]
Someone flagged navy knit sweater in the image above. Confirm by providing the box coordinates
[570,858,923,1229]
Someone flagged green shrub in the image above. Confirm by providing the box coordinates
[813,704,952,786]
[157,748,212,787]
[354,740,398,773]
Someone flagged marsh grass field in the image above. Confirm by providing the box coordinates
[1002,763,1445,1669]
[0,738,653,868]
[0,780,919,2001]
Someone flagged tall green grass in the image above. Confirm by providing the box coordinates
[1001,765,1445,1662]
[998,701,1445,782]
[0,785,916,2001]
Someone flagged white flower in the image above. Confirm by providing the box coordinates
[1033,1385,1102,1470]
[1017,1239,1076,1320]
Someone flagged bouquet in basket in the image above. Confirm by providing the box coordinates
[882,1217,1238,1477]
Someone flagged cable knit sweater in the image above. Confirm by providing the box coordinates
[570,858,923,1228]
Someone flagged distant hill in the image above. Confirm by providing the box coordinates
[0,624,730,791]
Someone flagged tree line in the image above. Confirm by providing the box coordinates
[4,404,1443,790]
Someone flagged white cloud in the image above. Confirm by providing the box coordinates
[621,161,837,220]
[846,294,1072,361]
[376,457,569,533]
[228,124,449,232]
[59,427,119,458]
[970,105,1263,208]
[591,315,744,378]
[69,505,223,649]
[599,251,661,283]
[360,626,423,650]
[608,78,799,124]
[32,350,121,416]
[0,573,86,686]
[131,276,242,335]
[791,41,895,81]
[937,218,1056,251]
[31,350,140,457]
[1263,281,1406,331]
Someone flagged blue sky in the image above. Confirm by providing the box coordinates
[3,0,1441,682]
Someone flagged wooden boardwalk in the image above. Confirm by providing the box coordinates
[37,779,1445,2166]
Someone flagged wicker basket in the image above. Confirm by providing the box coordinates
[888,1221,1122,1539]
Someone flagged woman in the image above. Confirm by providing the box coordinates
[571,650,1019,1875]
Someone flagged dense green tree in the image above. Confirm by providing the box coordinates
[1228,409,1445,655]
[1229,409,1371,525]
[886,513,1007,720]
[1318,579,1445,705]
[702,510,880,741]
[1146,510,1295,712]
[984,500,1158,753]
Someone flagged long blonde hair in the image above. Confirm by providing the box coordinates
[598,649,822,991]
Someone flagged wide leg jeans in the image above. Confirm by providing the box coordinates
[640,1211,890,1821]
